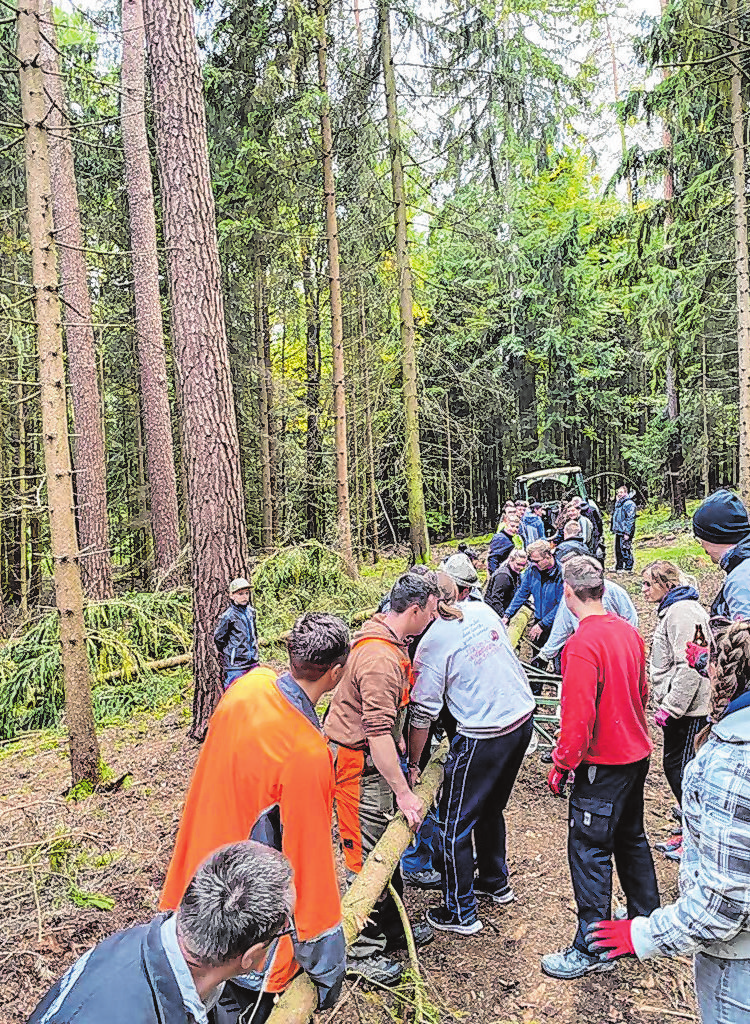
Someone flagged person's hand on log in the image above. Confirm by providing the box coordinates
[528,623,542,643]
[407,762,421,789]
[396,787,423,829]
[397,735,407,756]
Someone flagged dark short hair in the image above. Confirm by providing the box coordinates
[287,612,350,681]
[563,555,604,601]
[177,841,294,966]
[390,571,440,613]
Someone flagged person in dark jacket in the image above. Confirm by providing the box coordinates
[554,521,591,562]
[485,549,528,618]
[214,577,259,689]
[28,841,296,1024]
[573,497,604,559]
[612,487,637,572]
[488,514,521,573]
[502,540,564,690]
[693,489,750,620]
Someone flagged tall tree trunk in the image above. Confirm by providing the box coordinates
[121,0,182,585]
[302,242,321,540]
[39,0,113,600]
[445,393,454,539]
[143,0,251,738]
[318,0,354,573]
[18,0,101,786]
[731,4,750,502]
[379,0,429,563]
[254,253,274,549]
[701,332,710,497]
[360,289,379,563]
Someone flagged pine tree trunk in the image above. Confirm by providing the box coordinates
[379,0,429,564]
[318,0,354,573]
[360,295,379,563]
[142,0,251,738]
[18,0,100,785]
[731,10,750,502]
[302,242,321,540]
[121,0,182,585]
[254,253,274,549]
[39,0,113,601]
[446,393,454,539]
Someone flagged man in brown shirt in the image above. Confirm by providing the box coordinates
[325,571,439,986]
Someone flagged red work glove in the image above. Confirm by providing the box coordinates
[686,641,708,669]
[584,919,635,960]
[547,765,569,797]
[653,708,671,729]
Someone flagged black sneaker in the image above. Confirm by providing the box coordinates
[474,883,515,905]
[346,954,403,987]
[426,905,482,936]
[402,868,441,890]
[385,919,435,952]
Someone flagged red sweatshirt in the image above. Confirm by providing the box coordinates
[553,612,652,772]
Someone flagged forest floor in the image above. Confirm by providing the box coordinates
[0,525,721,1024]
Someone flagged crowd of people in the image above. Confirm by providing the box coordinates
[26,488,750,1024]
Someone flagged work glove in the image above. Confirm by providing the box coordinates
[685,641,708,670]
[547,765,569,797]
[653,708,671,729]
[584,919,635,961]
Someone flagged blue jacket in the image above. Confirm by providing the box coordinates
[519,512,545,548]
[28,913,208,1024]
[488,530,516,573]
[712,534,750,620]
[505,562,564,629]
[214,601,259,670]
[612,495,636,536]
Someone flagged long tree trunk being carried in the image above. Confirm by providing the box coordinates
[120,0,182,585]
[18,0,101,786]
[379,0,429,563]
[730,0,750,503]
[38,0,113,601]
[142,0,251,738]
[317,0,354,574]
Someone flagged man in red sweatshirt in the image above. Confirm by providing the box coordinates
[541,555,660,980]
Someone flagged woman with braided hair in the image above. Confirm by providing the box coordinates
[586,620,750,1023]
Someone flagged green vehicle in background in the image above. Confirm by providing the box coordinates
[514,465,602,549]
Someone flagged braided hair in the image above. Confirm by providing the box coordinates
[695,620,750,751]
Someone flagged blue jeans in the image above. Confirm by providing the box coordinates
[401,808,436,874]
[695,953,750,1023]
[223,668,247,690]
[437,719,533,924]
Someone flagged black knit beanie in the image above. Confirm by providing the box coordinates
[693,489,750,545]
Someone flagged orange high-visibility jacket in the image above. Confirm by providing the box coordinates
[160,667,344,996]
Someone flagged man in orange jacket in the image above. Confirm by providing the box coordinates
[161,612,350,1024]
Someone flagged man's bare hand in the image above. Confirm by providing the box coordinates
[407,765,421,789]
[397,789,423,829]
[528,624,542,642]
[397,735,407,756]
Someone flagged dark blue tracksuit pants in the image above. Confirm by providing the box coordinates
[437,718,533,923]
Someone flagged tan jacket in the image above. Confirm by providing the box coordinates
[324,615,411,749]
[650,596,711,718]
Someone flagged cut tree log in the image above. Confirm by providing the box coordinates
[266,737,450,1024]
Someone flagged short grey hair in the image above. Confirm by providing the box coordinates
[177,841,294,966]
[563,555,604,600]
[563,521,582,539]
[390,571,440,613]
[287,612,350,681]
[526,539,551,558]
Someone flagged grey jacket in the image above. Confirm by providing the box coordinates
[650,594,711,718]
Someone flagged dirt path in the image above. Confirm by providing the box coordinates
[0,567,719,1024]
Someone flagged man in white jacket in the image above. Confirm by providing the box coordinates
[407,553,535,936]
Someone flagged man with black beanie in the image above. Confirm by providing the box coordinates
[692,489,750,620]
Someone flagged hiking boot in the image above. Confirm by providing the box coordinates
[474,883,515,905]
[403,868,441,890]
[385,920,435,952]
[654,835,683,853]
[541,945,617,980]
[540,750,554,764]
[665,844,683,862]
[426,905,482,936]
[346,954,403,987]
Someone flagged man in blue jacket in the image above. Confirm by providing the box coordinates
[502,539,564,691]
[693,489,750,619]
[612,487,636,572]
[488,513,521,573]
[28,841,295,1024]
[214,577,260,689]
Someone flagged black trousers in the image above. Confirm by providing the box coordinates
[614,534,634,570]
[215,982,277,1024]
[529,625,553,695]
[662,715,707,805]
[568,758,660,951]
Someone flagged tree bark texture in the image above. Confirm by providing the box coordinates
[731,13,750,504]
[39,0,113,601]
[317,0,354,573]
[121,0,183,585]
[142,0,251,737]
[254,253,274,549]
[379,0,430,564]
[18,0,101,786]
[266,738,449,1024]
[360,292,379,562]
[302,242,321,540]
